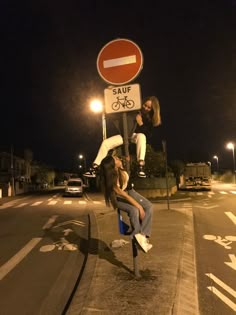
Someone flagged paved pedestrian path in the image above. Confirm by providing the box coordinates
[67,202,199,315]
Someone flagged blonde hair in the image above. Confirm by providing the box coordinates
[143,96,162,127]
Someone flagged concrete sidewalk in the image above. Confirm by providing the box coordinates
[67,202,199,315]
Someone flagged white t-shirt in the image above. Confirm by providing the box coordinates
[117,170,129,191]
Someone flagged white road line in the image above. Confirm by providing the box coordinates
[0,202,17,209]
[64,200,72,205]
[42,215,59,230]
[103,55,136,68]
[48,200,58,205]
[31,201,43,206]
[225,212,236,225]
[207,286,236,312]
[0,237,42,281]
[14,203,28,208]
[230,191,236,194]
[206,273,236,298]
[220,191,228,194]
[53,220,85,228]
[93,201,102,204]
[78,201,86,204]
[224,254,236,271]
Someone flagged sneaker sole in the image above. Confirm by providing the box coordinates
[83,175,96,178]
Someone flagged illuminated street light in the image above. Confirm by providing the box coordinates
[213,155,219,172]
[78,154,86,171]
[90,99,107,140]
[226,142,235,184]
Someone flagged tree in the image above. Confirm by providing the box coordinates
[31,162,55,187]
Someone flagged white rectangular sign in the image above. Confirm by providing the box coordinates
[104,83,142,114]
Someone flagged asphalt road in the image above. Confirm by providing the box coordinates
[0,191,90,315]
[192,185,236,315]
[0,183,235,314]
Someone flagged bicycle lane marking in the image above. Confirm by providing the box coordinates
[42,215,59,230]
[206,273,236,312]
[202,210,236,312]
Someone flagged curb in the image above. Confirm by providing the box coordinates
[172,205,200,315]
[65,211,99,315]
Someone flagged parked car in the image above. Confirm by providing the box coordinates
[64,178,84,197]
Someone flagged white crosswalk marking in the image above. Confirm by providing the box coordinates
[64,200,72,205]
[14,203,28,208]
[0,201,17,209]
[48,200,58,205]
[31,201,43,206]
[3,188,234,210]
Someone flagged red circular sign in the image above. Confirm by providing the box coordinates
[97,38,143,85]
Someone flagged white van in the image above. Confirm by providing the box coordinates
[64,178,84,197]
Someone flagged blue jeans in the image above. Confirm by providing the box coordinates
[116,189,153,238]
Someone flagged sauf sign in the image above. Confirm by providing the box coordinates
[97,38,143,114]
[104,83,141,114]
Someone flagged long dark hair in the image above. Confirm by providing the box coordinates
[142,96,161,126]
[100,155,118,209]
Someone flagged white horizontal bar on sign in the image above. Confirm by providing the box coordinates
[103,55,136,68]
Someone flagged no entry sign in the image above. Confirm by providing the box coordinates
[97,38,143,85]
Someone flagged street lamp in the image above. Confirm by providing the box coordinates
[213,155,219,172]
[78,154,87,171]
[226,142,235,184]
[90,99,107,140]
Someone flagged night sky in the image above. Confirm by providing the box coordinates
[1,0,236,171]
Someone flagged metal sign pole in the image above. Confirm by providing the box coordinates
[162,140,170,210]
[122,112,140,277]
[102,112,107,140]
[122,112,130,174]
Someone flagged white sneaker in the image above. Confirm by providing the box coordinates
[134,233,152,253]
[137,165,146,178]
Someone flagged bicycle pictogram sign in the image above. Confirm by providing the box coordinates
[112,96,135,111]
[104,83,141,114]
